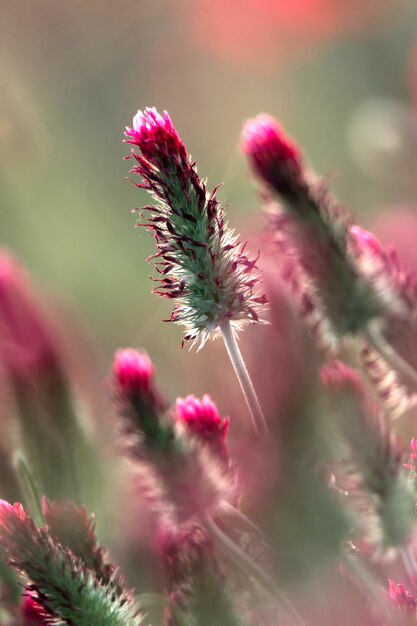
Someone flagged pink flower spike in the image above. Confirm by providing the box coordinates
[241,114,303,197]
[113,348,154,395]
[0,252,58,379]
[175,394,229,462]
[411,438,417,454]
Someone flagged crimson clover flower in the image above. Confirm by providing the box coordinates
[0,501,141,626]
[125,108,266,349]
[174,394,230,465]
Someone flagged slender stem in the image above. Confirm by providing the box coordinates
[341,551,396,622]
[400,547,417,587]
[364,321,417,388]
[15,454,44,527]
[220,320,268,435]
[220,501,265,537]
[205,516,305,626]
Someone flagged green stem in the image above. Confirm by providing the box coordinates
[205,516,305,626]
[220,320,268,435]
[220,501,265,537]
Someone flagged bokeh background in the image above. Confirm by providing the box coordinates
[2,0,417,400]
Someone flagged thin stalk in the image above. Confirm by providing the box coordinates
[204,516,305,626]
[220,501,265,537]
[15,454,44,527]
[342,551,396,622]
[220,320,268,435]
[364,322,417,388]
[400,547,417,587]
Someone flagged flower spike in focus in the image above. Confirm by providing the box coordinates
[125,108,267,350]
[125,108,268,434]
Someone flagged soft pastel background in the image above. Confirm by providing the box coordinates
[2,0,417,399]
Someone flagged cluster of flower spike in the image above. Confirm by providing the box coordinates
[3,104,417,626]
[125,108,266,348]
[112,347,232,525]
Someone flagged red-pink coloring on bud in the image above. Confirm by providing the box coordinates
[388,580,417,615]
[241,114,303,196]
[175,395,229,462]
[113,348,154,395]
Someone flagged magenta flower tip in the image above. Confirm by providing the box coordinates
[113,348,154,394]
[124,107,266,347]
[241,113,303,195]
[175,394,229,462]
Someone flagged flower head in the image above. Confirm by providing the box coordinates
[112,348,170,454]
[125,107,266,349]
[113,348,155,396]
[0,500,140,626]
[0,252,58,378]
[174,394,229,463]
[241,114,303,198]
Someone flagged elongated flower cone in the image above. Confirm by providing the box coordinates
[242,114,415,350]
[0,501,141,626]
[0,252,58,379]
[125,108,266,349]
[322,361,416,556]
[0,252,96,504]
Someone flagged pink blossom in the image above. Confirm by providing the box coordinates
[241,114,303,197]
[125,107,186,166]
[175,394,229,462]
[0,252,58,379]
[388,580,417,615]
[113,348,154,395]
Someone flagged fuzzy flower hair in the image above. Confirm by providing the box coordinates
[125,108,267,349]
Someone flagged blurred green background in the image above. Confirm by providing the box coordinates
[2,0,417,396]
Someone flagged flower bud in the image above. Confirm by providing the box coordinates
[241,113,304,198]
[174,394,229,464]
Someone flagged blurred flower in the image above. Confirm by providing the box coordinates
[112,347,170,455]
[388,579,417,615]
[41,497,124,595]
[174,395,230,464]
[0,251,58,379]
[183,0,400,69]
[0,500,140,626]
[322,361,415,556]
[111,349,232,526]
[241,114,303,198]
[243,114,417,357]
[125,107,266,349]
